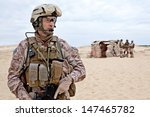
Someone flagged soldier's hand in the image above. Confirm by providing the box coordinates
[54,75,72,99]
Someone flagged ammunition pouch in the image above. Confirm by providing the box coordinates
[27,63,48,88]
[28,63,40,87]
[50,59,63,85]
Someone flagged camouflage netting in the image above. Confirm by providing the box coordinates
[91,41,101,58]
[90,40,120,58]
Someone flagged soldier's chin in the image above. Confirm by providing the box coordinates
[46,30,54,35]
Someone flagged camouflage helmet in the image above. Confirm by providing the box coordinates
[30,4,62,23]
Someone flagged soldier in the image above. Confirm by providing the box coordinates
[118,39,124,58]
[124,39,129,57]
[128,40,135,58]
[114,40,120,57]
[7,4,86,100]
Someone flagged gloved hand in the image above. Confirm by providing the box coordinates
[54,75,73,99]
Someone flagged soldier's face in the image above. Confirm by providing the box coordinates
[42,16,56,32]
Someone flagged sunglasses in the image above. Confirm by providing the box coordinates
[43,16,57,23]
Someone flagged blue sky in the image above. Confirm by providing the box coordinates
[0,0,150,47]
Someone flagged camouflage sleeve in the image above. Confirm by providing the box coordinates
[59,38,86,82]
[7,39,31,99]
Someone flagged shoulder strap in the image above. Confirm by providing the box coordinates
[19,37,36,78]
[53,36,64,59]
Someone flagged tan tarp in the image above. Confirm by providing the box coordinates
[90,40,120,58]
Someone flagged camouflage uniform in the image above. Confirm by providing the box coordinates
[7,4,86,100]
[7,36,86,99]
[128,41,135,58]
[118,40,124,58]
[123,40,129,57]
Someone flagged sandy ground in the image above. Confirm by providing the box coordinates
[0,45,150,100]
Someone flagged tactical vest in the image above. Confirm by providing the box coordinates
[24,36,63,89]
[20,36,76,99]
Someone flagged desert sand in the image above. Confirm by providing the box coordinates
[0,45,150,100]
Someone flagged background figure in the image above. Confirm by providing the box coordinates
[128,40,135,58]
[123,39,129,57]
[113,40,120,57]
[118,39,124,58]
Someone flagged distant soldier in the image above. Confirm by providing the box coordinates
[114,40,120,57]
[118,39,124,58]
[124,39,129,57]
[128,40,135,58]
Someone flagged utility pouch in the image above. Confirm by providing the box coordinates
[28,63,39,87]
[39,64,48,87]
[51,60,63,85]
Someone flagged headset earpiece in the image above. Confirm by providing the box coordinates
[33,20,39,28]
